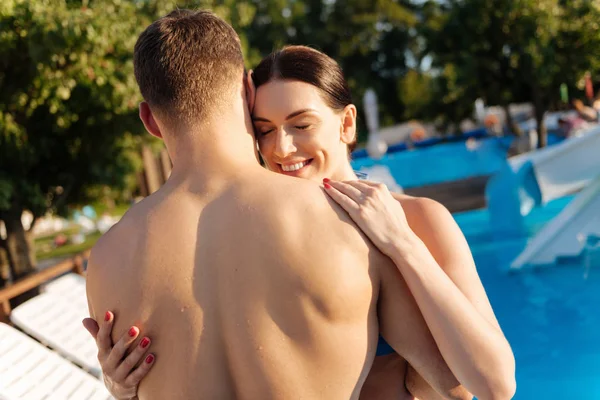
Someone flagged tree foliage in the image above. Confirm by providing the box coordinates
[0,0,146,219]
[421,0,600,144]
[0,0,149,280]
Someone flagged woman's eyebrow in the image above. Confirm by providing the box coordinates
[251,116,271,122]
[285,109,316,120]
[252,108,317,123]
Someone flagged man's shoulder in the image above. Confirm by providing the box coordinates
[87,199,149,278]
[237,174,367,249]
[252,174,326,201]
[248,176,383,296]
[249,175,342,218]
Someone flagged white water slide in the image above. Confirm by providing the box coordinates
[510,126,600,269]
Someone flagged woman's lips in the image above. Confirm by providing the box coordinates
[279,159,313,175]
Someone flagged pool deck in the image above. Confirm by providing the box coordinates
[404,175,490,213]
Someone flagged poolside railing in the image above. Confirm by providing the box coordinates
[0,251,88,323]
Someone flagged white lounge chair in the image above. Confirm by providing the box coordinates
[9,288,100,377]
[0,322,112,400]
[42,273,87,300]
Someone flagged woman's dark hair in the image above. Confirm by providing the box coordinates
[253,45,357,152]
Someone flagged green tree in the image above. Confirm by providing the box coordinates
[0,0,147,285]
[514,0,600,146]
[422,0,600,146]
[397,69,434,121]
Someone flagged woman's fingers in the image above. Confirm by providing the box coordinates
[82,317,100,340]
[344,180,377,194]
[347,179,390,196]
[123,353,156,388]
[113,336,153,382]
[97,311,115,361]
[104,325,140,373]
[323,181,360,213]
[357,179,387,189]
[91,312,151,399]
[324,179,363,203]
[346,180,392,205]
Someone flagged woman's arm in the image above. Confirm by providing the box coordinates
[406,363,448,400]
[400,194,502,331]
[324,179,516,400]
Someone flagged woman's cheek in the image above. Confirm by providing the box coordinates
[257,137,267,152]
[257,138,273,165]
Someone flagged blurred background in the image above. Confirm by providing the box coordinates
[2,1,600,398]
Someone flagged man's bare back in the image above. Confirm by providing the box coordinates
[88,168,468,399]
[88,170,386,399]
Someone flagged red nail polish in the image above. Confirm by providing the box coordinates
[323,178,330,183]
[145,354,155,364]
[324,183,331,189]
[128,327,138,337]
[105,312,111,322]
[140,337,150,348]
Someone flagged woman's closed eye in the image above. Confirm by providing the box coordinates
[255,125,275,136]
[291,116,320,131]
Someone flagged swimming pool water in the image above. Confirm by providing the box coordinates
[350,134,567,190]
[454,198,600,399]
[352,138,509,188]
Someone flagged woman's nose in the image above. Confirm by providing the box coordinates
[273,130,296,158]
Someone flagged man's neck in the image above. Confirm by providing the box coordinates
[165,124,260,189]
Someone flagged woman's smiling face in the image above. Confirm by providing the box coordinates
[252,79,353,182]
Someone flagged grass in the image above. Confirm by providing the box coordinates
[35,226,80,240]
[33,202,131,262]
[88,202,131,218]
[35,231,104,261]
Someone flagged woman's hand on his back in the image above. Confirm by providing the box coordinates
[323,178,413,257]
[82,312,155,400]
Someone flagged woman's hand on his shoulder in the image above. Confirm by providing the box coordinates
[82,312,155,400]
[322,178,414,256]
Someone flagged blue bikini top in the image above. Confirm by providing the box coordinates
[376,336,396,356]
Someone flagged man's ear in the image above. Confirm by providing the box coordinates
[139,102,163,139]
[340,104,357,145]
[244,69,257,114]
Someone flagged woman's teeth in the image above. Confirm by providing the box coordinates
[282,161,308,172]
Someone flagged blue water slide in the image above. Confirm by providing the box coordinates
[484,126,600,268]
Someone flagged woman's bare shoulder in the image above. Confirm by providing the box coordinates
[391,193,450,221]
[390,193,461,251]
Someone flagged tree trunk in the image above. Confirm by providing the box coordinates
[0,245,9,288]
[532,86,548,148]
[3,211,37,280]
[536,113,547,148]
[2,210,40,305]
[502,103,523,136]
[533,101,547,148]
